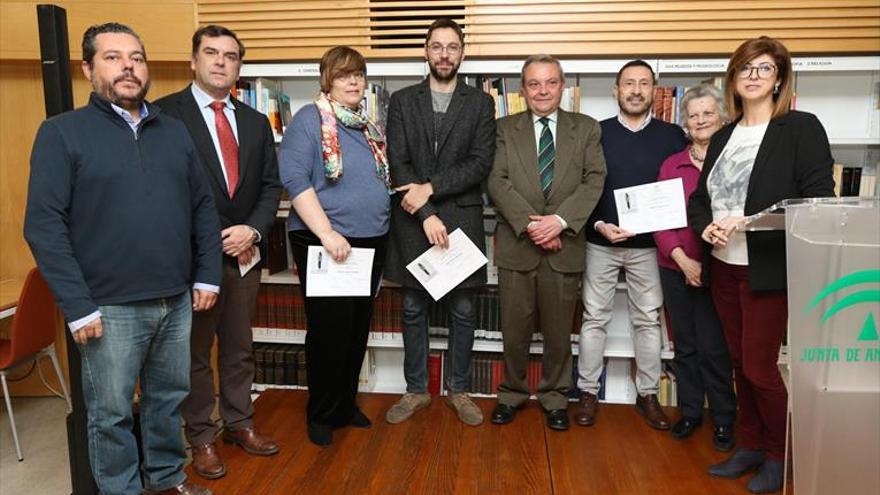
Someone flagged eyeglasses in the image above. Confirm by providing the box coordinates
[738,62,777,79]
[337,71,365,82]
[427,43,462,55]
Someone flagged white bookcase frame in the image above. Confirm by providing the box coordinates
[245,55,877,403]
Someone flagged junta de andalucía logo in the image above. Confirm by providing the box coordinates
[801,269,879,363]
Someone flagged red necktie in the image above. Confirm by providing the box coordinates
[210,101,239,197]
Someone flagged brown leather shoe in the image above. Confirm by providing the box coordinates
[574,392,599,427]
[191,442,226,480]
[144,480,212,495]
[222,426,279,456]
[635,394,671,430]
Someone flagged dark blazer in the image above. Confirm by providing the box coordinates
[688,110,834,291]
[384,79,497,288]
[155,85,282,264]
[488,109,607,273]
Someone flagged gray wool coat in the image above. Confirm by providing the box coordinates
[384,78,497,289]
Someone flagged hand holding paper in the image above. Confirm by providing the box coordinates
[614,178,687,235]
[305,246,375,297]
[406,229,488,301]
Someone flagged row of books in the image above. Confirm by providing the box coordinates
[833,163,877,197]
[651,77,800,126]
[252,341,679,406]
[444,351,585,399]
[252,343,375,389]
[264,215,498,283]
[252,283,586,342]
[658,366,678,408]
[420,349,684,406]
[233,78,391,140]
[254,343,307,386]
[651,86,686,125]
[466,76,581,119]
[234,78,290,140]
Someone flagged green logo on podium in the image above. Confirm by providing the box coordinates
[806,269,880,342]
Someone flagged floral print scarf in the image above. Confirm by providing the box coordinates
[314,92,390,191]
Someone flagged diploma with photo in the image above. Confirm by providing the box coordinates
[614,177,688,234]
[406,228,488,301]
[305,246,375,297]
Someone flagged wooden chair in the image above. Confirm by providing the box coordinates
[0,268,72,461]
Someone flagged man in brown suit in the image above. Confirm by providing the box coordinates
[488,54,606,430]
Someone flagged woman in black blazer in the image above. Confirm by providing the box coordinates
[688,36,834,494]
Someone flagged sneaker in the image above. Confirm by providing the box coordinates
[385,392,431,424]
[445,393,484,426]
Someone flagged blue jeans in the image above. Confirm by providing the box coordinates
[78,292,191,494]
[402,288,476,393]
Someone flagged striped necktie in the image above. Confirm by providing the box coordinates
[538,116,555,198]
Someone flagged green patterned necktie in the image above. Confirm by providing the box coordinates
[538,116,555,198]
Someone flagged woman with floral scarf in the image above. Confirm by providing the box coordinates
[279,46,391,447]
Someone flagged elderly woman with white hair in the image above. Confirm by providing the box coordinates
[653,83,737,451]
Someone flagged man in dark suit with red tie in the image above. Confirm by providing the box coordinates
[155,25,282,480]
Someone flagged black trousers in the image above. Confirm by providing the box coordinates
[659,267,736,426]
[290,230,386,427]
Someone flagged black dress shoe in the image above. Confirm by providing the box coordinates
[307,422,332,447]
[545,409,570,431]
[491,403,518,425]
[670,417,701,439]
[349,408,372,429]
[713,425,736,452]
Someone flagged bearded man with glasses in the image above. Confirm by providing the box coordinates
[384,18,496,426]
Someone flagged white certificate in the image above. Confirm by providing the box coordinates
[614,178,687,234]
[238,247,261,277]
[406,228,488,301]
[305,246,375,297]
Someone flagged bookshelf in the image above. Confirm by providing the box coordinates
[242,55,879,405]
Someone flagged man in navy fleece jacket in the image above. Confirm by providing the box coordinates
[24,23,221,495]
[573,60,687,432]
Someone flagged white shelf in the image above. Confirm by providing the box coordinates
[657,56,879,74]
[252,383,307,392]
[245,56,879,79]
[253,327,675,359]
[261,269,298,284]
[259,269,406,288]
[259,268,620,292]
[829,138,880,146]
[242,61,427,78]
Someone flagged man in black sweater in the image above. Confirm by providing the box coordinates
[25,23,221,495]
[573,60,687,430]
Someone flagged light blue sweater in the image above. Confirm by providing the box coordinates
[279,104,390,238]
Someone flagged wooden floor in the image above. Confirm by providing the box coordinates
[186,390,774,495]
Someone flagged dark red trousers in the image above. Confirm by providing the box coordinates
[710,258,788,460]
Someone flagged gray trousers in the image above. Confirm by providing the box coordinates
[577,242,663,396]
[183,262,260,446]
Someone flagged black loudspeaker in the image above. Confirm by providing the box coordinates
[37,7,97,494]
[37,4,74,118]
